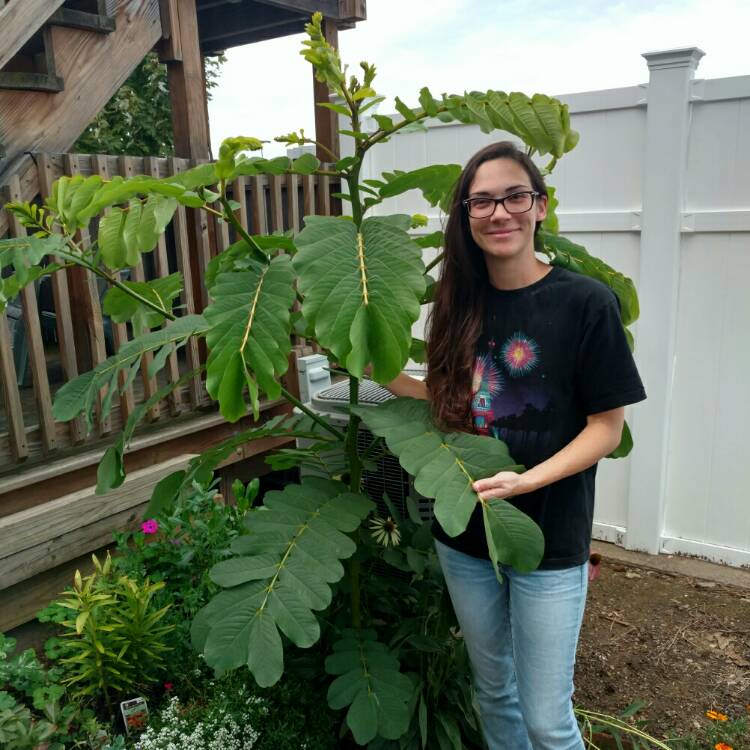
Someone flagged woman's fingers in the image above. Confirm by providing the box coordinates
[472,472,520,501]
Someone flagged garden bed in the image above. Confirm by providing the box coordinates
[575,556,750,746]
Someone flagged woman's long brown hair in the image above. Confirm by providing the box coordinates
[425,141,548,430]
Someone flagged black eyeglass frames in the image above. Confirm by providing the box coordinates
[463,191,540,219]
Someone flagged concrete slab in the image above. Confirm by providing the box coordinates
[591,540,750,591]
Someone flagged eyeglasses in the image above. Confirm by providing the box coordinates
[463,191,539,219]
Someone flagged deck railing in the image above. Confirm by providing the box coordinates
[0,151,337,475]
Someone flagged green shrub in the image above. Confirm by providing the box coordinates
[49,553,174,719]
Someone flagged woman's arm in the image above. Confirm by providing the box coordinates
[472,407,624,501]
[384,372,429,400]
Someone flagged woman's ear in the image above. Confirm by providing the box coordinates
[536,194,548,223]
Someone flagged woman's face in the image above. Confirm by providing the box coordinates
[466,157,547,264]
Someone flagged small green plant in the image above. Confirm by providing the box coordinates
[110,479,254,695]
[0,633,101,749]
[663,708,748,750]
[54,553,174,720]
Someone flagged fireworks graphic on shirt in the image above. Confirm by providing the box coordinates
[472,353,504,396]
[501,332,540,376]
[471,354,503,433]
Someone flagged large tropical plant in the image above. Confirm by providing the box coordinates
[0,13,639,746]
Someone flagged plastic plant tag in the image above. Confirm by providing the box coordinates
[120,696,149,735]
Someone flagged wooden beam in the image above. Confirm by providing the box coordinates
[337,0,367,24]
[201,19,307,52]
[158,0,182,62]
[253,0,339,18]
[47,7,116,33]
[0,401,291,513]
[0,0,66,70]
[197,3,300,45]
[312,18,340,161]
[0,454,194,563]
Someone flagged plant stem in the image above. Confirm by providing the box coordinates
[279,386,346,441]
[346,164,364,226]
[425,252,444,273]
[345,375,364,630]
[219,193,268,265]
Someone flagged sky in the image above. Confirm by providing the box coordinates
[207,0,750,156]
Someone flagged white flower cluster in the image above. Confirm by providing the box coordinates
[134,696,260,750]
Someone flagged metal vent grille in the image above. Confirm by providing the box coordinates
[315,379,396,405]
[357,427,433,523]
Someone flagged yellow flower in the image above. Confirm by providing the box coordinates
[369,516,401,547]
[714,743,733,750]
[706,710,728,721]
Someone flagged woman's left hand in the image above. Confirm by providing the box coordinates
[472,472,528,501]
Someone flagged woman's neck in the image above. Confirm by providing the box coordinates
[486,251,550,291]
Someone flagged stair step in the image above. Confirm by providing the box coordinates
[0,72,64,92]
[48,8,115,33]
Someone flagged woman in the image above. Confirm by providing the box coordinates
[388,141,646,750]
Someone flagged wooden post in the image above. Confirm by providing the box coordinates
[164,0,210,162]
[163,0,212,314]
[312,18,340,162]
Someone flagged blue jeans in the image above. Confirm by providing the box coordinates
[435,539,588,750]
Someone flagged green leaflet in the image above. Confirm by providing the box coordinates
[52,314,208,431]
[0,234,66,311]
[352,398,544,573]
[608,420,633,459]
[379,165,462,213]
[102,272,183,331]
[293,215,426,383]
[205,235,295,287]
[481,498,545,574]
[291,152,320,175]
[73,175,186,225]
[98,195,177,270]
[541,185,560,234]
[326,629,414,745]
[191,478,374,686]
[204,254,296,422]
[216,136,264,180]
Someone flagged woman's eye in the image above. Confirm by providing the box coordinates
[471,199,493,210]
[506,193,527,205]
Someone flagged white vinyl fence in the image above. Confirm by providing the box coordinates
[351,47,750,567]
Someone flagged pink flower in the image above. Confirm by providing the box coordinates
[163,682,174,691]
[141,519,159,535]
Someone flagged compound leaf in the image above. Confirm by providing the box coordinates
[352,398,544,573]
[204,254,296,421]
[192,478,374,686]
[293,215,425,383]
[326,629,414,744]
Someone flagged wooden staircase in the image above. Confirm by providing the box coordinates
[0,0,163,180]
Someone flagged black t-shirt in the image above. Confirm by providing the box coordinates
[432,266,647,569]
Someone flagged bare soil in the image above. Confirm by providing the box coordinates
[574,557,750,743]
